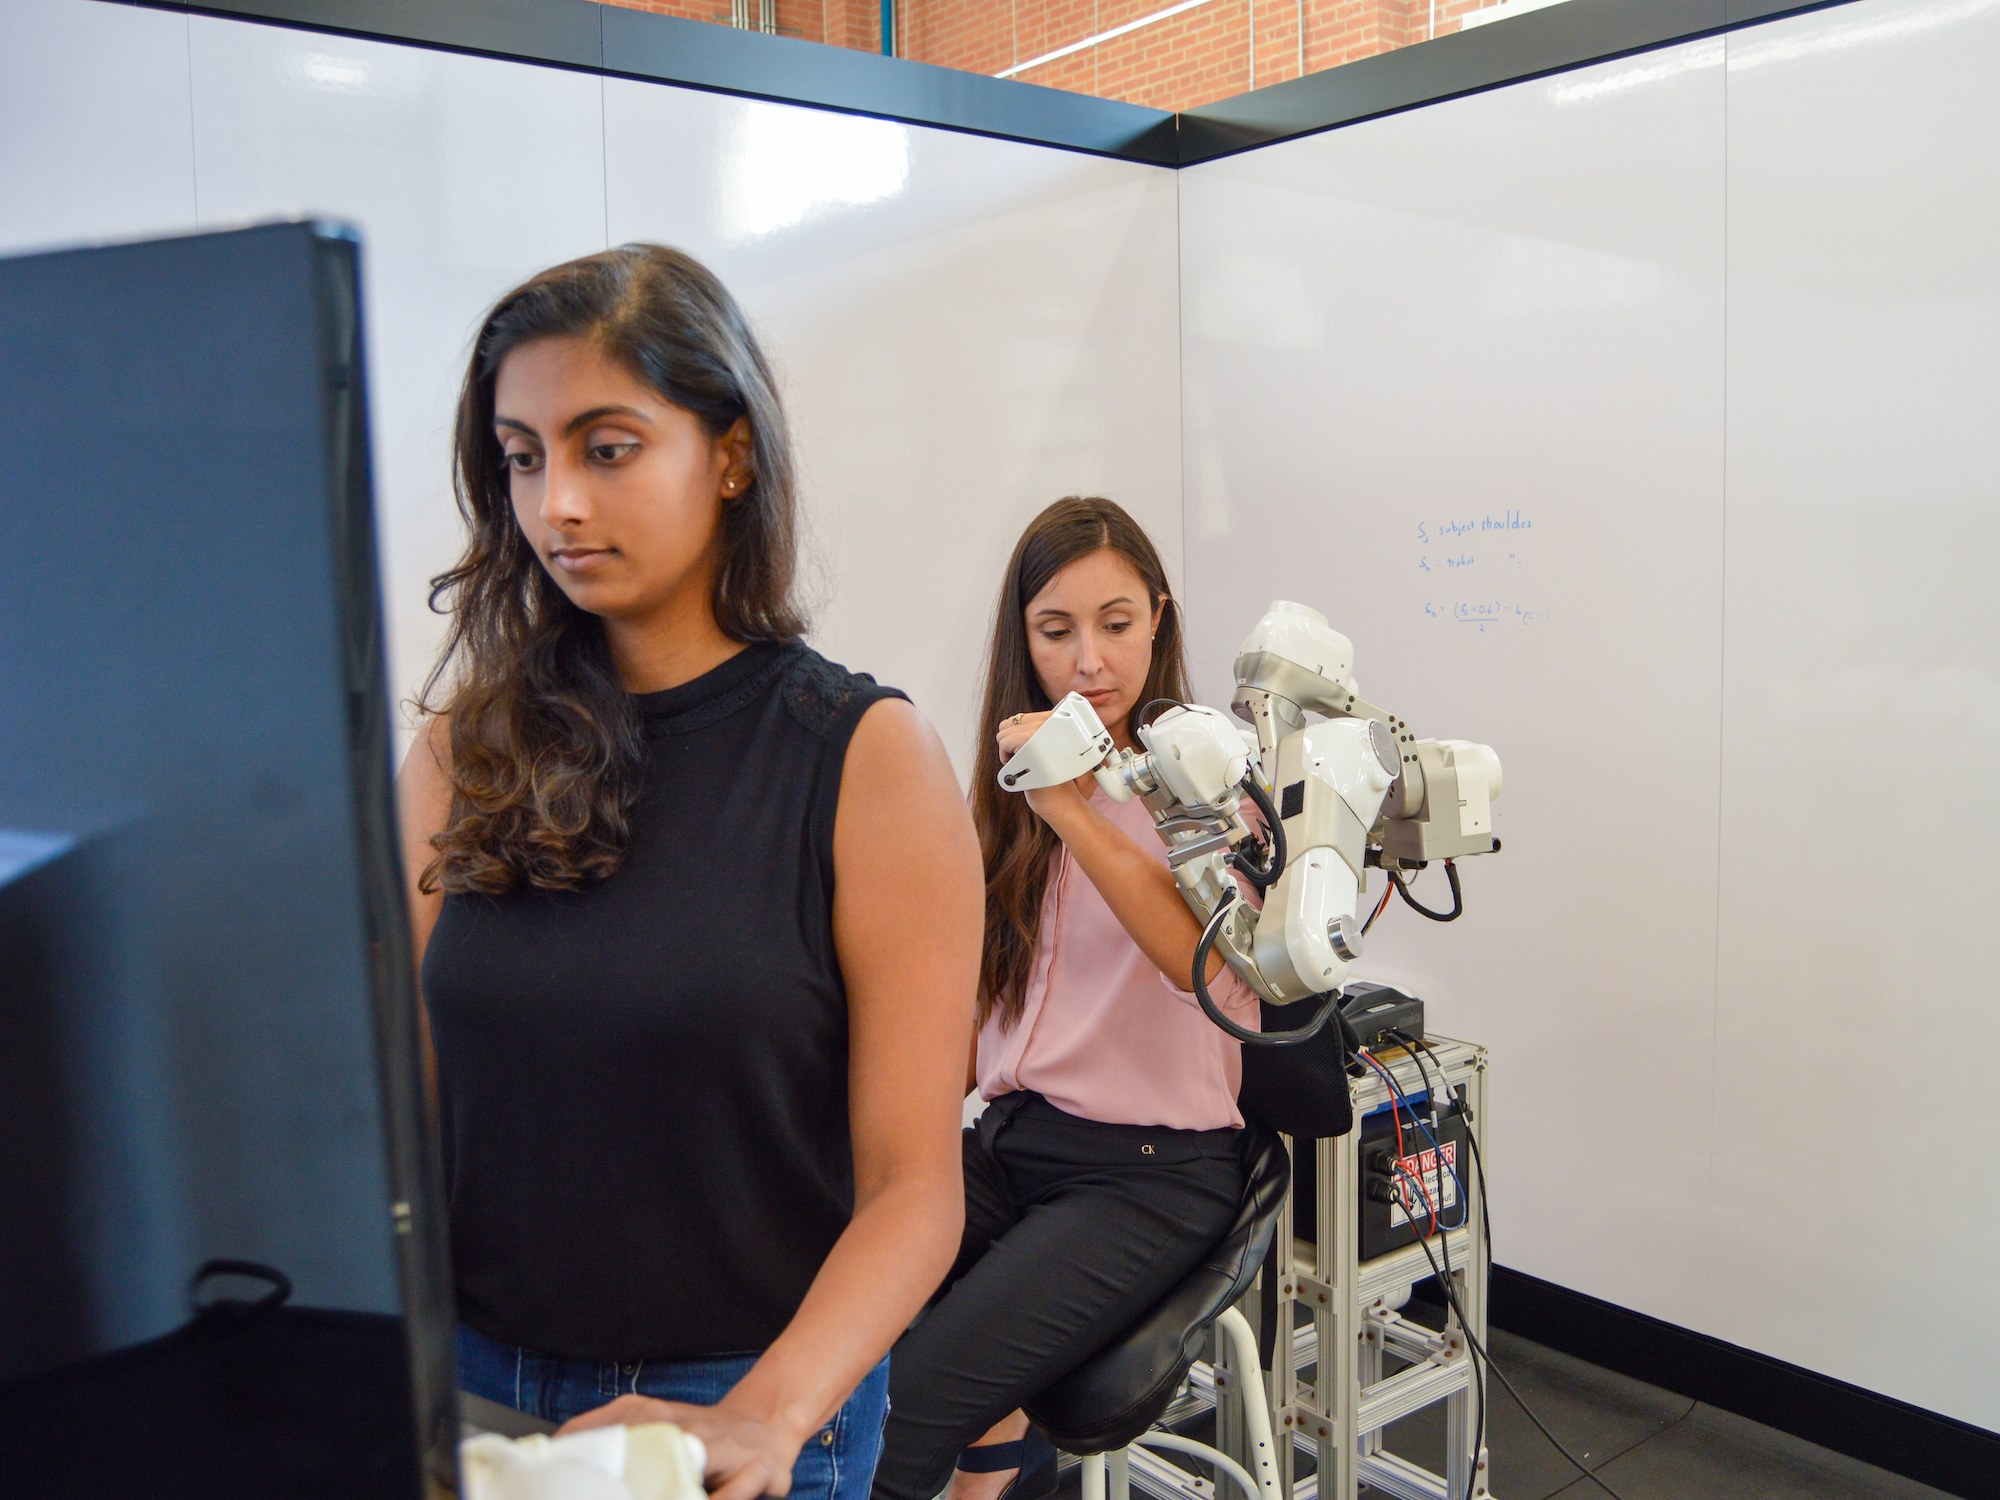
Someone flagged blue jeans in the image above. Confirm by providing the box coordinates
[458,1325,891,1500]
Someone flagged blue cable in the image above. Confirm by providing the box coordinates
[1376,1064,1467,1232]
[1360,1050,1470,1233]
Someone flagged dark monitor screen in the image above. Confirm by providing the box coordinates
[0,222,451,1496]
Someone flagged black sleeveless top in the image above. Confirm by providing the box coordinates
[423,642,906,1361]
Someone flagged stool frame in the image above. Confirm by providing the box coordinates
[1068,1036,1493,1500]
[1076,1306,1279,1500]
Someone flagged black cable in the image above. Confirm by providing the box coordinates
[1378,1037,1475,1500]
[1359,883,1394,936]
[1426,1081,1449,1240]
[1395,1039,1621,1500]
[1416,1158,1477,1500]
[1393,1031,1440,1106]
[1394,1033,1483,1499]
[1463,1116,1493,1260]
[1400,1032,1480,1296]
[1363,1045,1468,1232]
[1410,1034,1493,1262]
[1137,697,1183,728]
[1371,1048,1497,1500]
[1437,1193,1477,1500]
[1337,1007,1363,1071]
[1392,859,1463,921]
[1392,1032,1442,1124]
[1410,1047,1476,1500]
[1402,1204,1628,1500]
[1229,773,1286,891]
[1458,1117,1499,1493]
[1189,893,1340,1047]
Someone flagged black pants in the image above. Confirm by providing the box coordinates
[871,1092,1243,1500]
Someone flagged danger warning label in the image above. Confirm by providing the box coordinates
[1388,1140,1459,1228]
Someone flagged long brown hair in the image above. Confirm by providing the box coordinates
[420,244,803,896]
[971,497,1192,1031]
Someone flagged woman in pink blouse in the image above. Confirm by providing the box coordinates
[870,497,1263,1500]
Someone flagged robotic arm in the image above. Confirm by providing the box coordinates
[997,601,1502,1043]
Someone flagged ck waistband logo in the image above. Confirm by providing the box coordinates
[1141,1144,1155,1154]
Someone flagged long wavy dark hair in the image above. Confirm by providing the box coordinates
[971,497,1193,1031]
[420,244,803,896]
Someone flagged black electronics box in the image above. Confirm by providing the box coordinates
[1340,982,1425,1049]
[1358,1103,1468,1261]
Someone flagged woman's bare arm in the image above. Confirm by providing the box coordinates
[564,698,981,1498]
[395,715,452,1093]
[1027,781,1226,990]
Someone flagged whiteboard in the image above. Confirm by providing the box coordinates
[1712,0,2000,1419]
[1180,0,2000,1429]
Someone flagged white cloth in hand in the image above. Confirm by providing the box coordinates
[462,1423,707,1500]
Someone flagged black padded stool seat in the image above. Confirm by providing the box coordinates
[1025,1119,1290,1454]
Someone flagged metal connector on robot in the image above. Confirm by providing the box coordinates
[1376,738,1503,869]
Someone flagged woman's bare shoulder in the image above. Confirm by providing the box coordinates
[398,713,455,834]
[841,697,955,806]
[837,697,975,866]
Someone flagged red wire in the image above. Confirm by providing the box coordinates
[1363,883,1394,932]
[1408,1167,1439,1237]
[1361,1052,1407,1162]
[1361,1052,1436,1236]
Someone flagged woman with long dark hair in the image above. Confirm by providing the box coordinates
[396,244,982,1500]
[870,498,1263,1500]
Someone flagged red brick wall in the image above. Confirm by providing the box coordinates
[596,0,1512,110]
[821,0,883,52]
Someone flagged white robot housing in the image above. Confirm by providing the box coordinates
[997,602,1502,1040]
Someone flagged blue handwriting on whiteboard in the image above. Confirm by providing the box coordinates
[1417,511,1532,547]
[1423,599,1549,633]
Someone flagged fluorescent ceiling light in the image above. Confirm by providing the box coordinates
[996,0,1217,79]
[1460,0,1575,31]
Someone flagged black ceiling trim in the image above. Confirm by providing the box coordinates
[597,6,1179,163]
[115,0,1178,163]
[1175,0,1865,163]
[134,0,608,71]
[112,0,1865,166]
[112,0,1870,167]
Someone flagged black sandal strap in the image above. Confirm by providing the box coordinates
[956,1439,1029,1474]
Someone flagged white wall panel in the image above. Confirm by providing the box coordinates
[185,19,609,742]
[1714,0,2000,1427]
[4,5,1182,775]
[605,82,1185,776]
[0,0,195,254]
[1178,43,1728,1326]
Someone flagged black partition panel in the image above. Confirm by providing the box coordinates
[0,222,452,1497]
